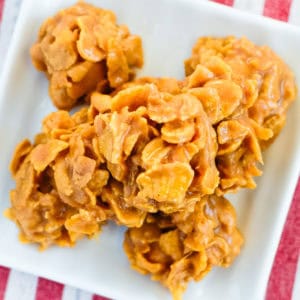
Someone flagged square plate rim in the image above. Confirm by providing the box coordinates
[0,1,299,300]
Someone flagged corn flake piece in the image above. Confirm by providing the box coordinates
[107,38,129,87]
[204,79,242,119]
[141,138,172,169]
[31,140,69,172]
[122,35,144,68]
[66,61,107,99]
[53,156,73,200]
[39,28,78,73]
[107,161,128,181]
[77,16,106,62]
[203,56,232,79]
[111,84,152,111]
[187,64,214,88]
[159,230,183,261]
[43,111,75,134]
[132,77,182,94]
[13,159,35,207]
[102,183,146,227]
[161,120,195,144]
[188,87,221,124]
[95,108,148,164]
[64,209,100,236]
[72,155,96,188]
[148,93,203,123]
[87,169,109,195]
[168,143,199,164]
[137,162,194,206]
[90,92,112,113]
[10,139,33,177]
[166,253,209,299]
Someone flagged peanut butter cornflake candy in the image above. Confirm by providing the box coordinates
[30,2,143,109]
[124,194,243,300]
[184,36,297,194]
[93,83,220,213]
[7,109,110,249]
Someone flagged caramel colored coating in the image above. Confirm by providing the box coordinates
[30,2,143,109]
[94,83,219,213]
[124,195,243,300]
[8,109,109,249]
[184,36,297,193]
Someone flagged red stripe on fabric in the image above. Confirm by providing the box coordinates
[0,266,10,300]
[263,0,293,21]
[35,278,64,300]
[93,294,111,300]
[266,179,300,300]
[0,0,4,22]
[211,0,234,6]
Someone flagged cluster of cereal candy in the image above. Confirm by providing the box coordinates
[8,109,110,248]
[7,2,297,299]
[184,36,296,194]
[30,2,143,109]
[124,195,243,299]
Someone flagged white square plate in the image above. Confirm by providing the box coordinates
[0,0,300,299]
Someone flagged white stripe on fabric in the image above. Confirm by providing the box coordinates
[233,0,266,15]
[62,286,93,300]
[4,270,38,300]
[288,0,300,25]
[62,285,78,300]
[76,289,93,300]
[292,257,300,300]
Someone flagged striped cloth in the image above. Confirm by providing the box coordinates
[0,0,299,299]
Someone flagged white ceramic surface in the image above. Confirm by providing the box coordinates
[0,0,299,299]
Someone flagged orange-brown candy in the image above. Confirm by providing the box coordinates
[8,109,110,249]
[124,194,243,300]
[184,36,297,193]
[93,83,219,213]
[30,2,143,109]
